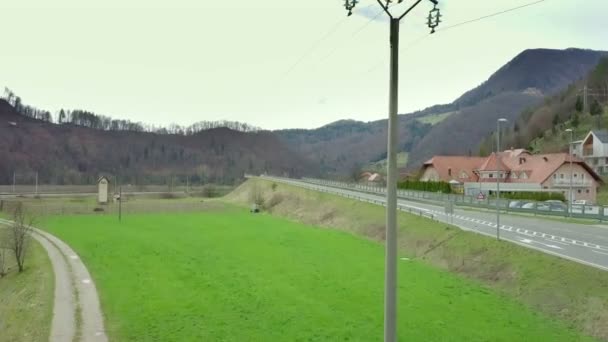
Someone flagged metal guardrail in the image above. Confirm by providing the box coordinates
[297,177,608,222]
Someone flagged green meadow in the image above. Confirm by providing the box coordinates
[41,209,592,341]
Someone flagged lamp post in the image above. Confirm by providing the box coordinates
[565,128,574,217]
[342,2,441,342]
[496,118,507,240]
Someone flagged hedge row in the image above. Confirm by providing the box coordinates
[502,192,565,202]
[397,180,452,194]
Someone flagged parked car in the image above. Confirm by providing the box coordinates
[544,200,566,212]
[521,202,536,209]
[508,201,524,209]
[573,200,588,205]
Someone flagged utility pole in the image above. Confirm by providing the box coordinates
[496,118,507,240]
[12,171,15,193]
[35,171,38,195]
[584,84,588,112]
[343,1,441,341]
[119,185,122,222]
[565,128,574,217]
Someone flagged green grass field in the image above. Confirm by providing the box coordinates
[0,234,54,342]
[41,209,592,341]
[365,152,409,174]
[416,111,456,125]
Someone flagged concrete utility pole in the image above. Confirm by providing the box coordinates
[119,185,122,222]
[343,1,441,341]
[496,118,507,240]
[565,128,574,217]
[584,84,588,112]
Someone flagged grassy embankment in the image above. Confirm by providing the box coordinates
[41,206,595,341]
[227,179,608,340]
[0,230,54,342]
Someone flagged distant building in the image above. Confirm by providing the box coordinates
[421,149,603,203]
[97,176,110,204]
[571,130,608,175]
[359,172,383,183]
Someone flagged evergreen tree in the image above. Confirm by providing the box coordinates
[575,96,583,113]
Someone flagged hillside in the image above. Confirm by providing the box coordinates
[478,57,608,156]
[0,100,317,185]
[406,48,608,168]
[274,48,607,174]
[276,118,431,174]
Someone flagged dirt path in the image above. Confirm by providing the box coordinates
[0,218,108,342]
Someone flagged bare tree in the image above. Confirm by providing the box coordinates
[249,183,265,207]
[8,203,34,273]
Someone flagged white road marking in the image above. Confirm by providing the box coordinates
[592,250,608,256]
[545,239,570,246]
[82,279,91,284]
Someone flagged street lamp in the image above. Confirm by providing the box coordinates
[343,2,441,342]
[565,128,574,217]
[496,118,507,240]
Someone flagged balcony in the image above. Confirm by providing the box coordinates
[552,179,593,187]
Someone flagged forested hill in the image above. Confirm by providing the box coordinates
[0,99,317,185]
[478,57,608,155]
[406,48,608,168]
[276,48,608,174]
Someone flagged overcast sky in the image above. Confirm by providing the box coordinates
[1,0,607,130]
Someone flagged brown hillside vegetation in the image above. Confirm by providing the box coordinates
[228,178,608,341]
[0,100,317,185]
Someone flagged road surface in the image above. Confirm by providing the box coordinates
[264,176,608,271]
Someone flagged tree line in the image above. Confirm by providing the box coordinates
[2,87,260,134]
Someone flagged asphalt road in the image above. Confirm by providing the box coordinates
[264,176,608,271]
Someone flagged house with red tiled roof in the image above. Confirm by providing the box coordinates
[421,149,603,203]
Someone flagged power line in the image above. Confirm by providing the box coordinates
[317,8,385,64]
[437,0,547,33]
[281,17,349,78]
[362,0,550,74]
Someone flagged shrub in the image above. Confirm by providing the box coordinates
[159,192,179,199]
[265,193,284,209]
[503,192,565,202]
[398,180,452,193]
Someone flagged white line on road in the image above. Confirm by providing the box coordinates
[592,250,608,256]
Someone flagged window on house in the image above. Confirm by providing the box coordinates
[582,174,585,179]
[578,189,582,194]
[512,172,518,179]
[574,173,578,178]
[560,174,564,179]
[553,174,556,179]
[586,189,590,193]
[460,171,468,179]
[489,173,494,178]
[521,172,528,179]
[448,168,452,176]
